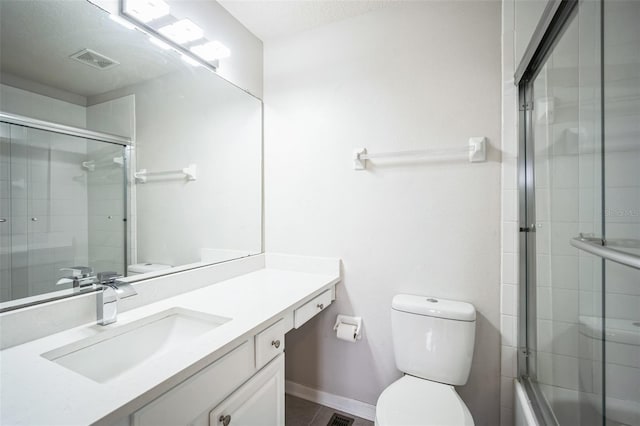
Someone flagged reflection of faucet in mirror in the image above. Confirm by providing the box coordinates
[97,280,137,326]
[56,267,97,289]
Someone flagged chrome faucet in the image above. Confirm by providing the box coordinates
[97,279,137,326]
[57,266,97,289]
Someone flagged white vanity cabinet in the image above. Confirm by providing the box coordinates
[131,340,255,426]
[128,316,289,426]
[130,324,285,426]
[0,255,341,426]
[294,289,332,328]
[120,287,334,426]
[208,354,284,426]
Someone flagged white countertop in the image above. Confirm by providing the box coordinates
[0,265,340,425]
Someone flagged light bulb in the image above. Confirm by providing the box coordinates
[158,19,204,45]
[124,0,170,23]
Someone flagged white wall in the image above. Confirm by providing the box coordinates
[87,95,135,139]
[264,3,502,425]
[0,84,86,128]
[170,1,263,98]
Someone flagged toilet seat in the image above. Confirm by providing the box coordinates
[375,375,474,426]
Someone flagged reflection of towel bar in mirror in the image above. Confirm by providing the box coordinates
[82,156,124,172]
[135,164,197,183]
[353,137,487,170]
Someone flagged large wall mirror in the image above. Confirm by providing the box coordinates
[0,0,263,310]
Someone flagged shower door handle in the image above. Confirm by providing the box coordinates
[0,218,6,223]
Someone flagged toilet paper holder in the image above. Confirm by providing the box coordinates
[333,315,363,340]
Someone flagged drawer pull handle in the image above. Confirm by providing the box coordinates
[317,303,324,310]
[219,414,231,426]
[271,339,281,349]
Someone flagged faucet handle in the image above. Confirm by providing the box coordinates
[97,271,121,285]
[60,266,93,278]
[59,267,82,278]
[71,266,94,277]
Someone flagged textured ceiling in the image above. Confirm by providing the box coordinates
[217,0,400,41]
[0,0,183,98]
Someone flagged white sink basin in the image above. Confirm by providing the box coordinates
[42,307,231,383]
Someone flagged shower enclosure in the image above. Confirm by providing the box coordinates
[516,0,639,425]
[0,114,128,305]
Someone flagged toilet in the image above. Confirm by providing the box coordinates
[375,294,476,426]
[127,263,172,276]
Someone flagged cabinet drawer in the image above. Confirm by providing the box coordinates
[209,354,285,426]
[255,319,285,369]
[294,289,332,329]
[132,341,254,426]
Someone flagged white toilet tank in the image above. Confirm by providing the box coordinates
[128,263,172,276]
[391,294,476,386]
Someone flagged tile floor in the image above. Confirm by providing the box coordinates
[285,394,374,426]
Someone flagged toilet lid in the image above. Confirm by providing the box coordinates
[376,375,474,426]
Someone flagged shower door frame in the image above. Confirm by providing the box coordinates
[514,0,584,424]
[0,112,131,311]
[0,112,132,146]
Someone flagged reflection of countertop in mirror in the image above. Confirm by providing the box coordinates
[0,254,340,426]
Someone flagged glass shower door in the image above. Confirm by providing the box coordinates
[0,122,127,304]
[523,1,640,425]
[526,1,605,424]
[0,123,11,301]
[602,1,640,424]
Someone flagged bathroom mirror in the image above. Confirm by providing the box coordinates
[0,0,262,310]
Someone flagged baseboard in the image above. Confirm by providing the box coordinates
[285,380,376,422]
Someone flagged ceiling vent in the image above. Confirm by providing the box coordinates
[70,49,120,70]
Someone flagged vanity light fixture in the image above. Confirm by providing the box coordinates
[190,41,231,60]
[124,0,170,23]
[118,0,223,70]
[158,19,204,45]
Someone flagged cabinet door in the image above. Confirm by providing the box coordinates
[132,341,254,426]
[209,354,284,426]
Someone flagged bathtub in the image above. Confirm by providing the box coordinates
[515,380,540,426]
